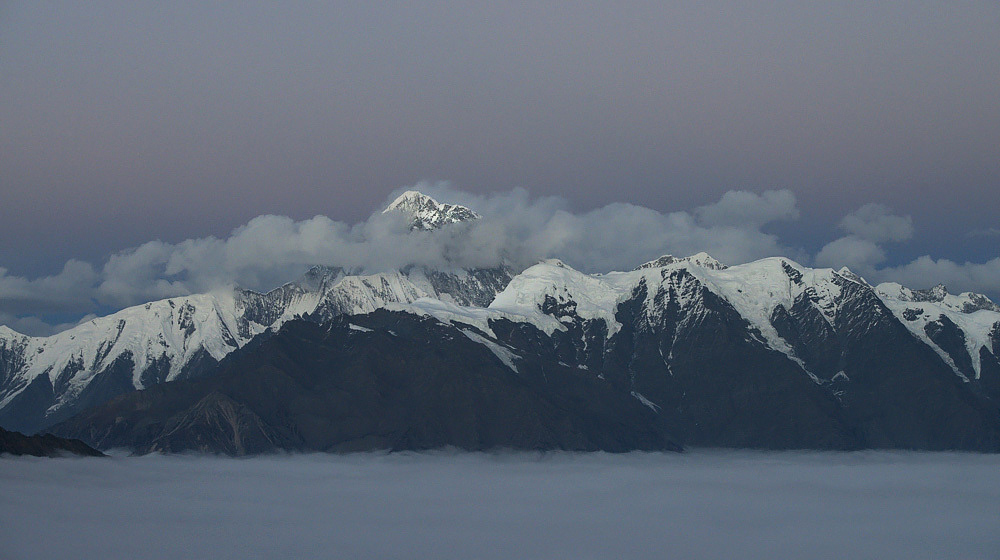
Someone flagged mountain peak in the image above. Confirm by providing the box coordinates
[635,252,727,271]
[385,190,433,209]
[906,283,949,303]
[836,266,868,285]
[876,281,999,314]
[0,324,26,339]
[383,190,480,231]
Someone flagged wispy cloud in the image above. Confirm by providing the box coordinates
[967,227,1000,238]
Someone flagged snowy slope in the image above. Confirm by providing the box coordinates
[484,253,1000,387]
[481,255,917,382]
[689,258,856,375]
[635,252,727,271]
[876,282,1000,379]
[311,266,512,321]
[0,263,514,432]
[491,259,631,336]
[487,255,739,337]
[0,293,247,416]
[387,297,564,340]
[487,256,818,355]
[233,266,346,338]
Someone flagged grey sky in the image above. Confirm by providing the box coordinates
[2,3,999,270]
[1,2,999,332]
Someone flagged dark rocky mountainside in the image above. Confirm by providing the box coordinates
[0,426,104,457]
[52,313,680,455]
[51,258,1000,454]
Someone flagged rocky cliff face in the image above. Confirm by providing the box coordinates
[53,313,679,455]
[0,426,104,457]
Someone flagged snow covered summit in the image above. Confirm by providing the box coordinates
[635,252,727,271]
[383,190,481,230]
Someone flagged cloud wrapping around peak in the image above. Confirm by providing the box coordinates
[0,183,998,335]
[0,184,800,333]
[416,183,802,272]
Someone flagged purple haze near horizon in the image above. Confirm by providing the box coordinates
[1,2,998,331]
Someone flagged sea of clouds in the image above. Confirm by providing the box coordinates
[2,450,998,560]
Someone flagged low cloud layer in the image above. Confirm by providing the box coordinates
[2,452,998,560]
[1,183,998,335]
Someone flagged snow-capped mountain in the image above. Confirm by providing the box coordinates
[54,310,680,455]
[54,250,1000,453]
[383,190,480,230]
[0,192,511,434]
[0,293,248,432]
[5,189,1000,452]
[480,256,1000,390]
[387,255,1000,449]
[635,252,727,271]
[876,282,1000,385]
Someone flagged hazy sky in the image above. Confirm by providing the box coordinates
[1,2,999,331]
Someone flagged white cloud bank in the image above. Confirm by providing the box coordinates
[840,203,915,243]
[1,183,998,335]
[816,203,1000,295]
[815,203,916,273]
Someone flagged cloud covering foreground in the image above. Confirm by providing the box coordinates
[2,451,998,560]
[2,183,999,335]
